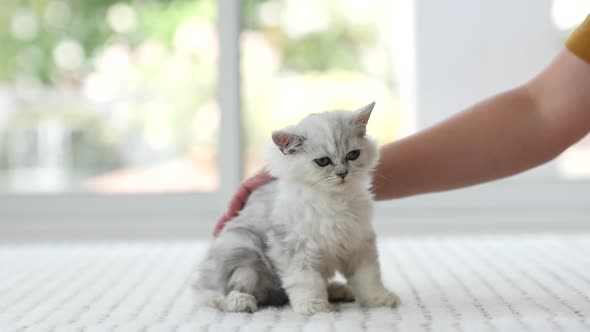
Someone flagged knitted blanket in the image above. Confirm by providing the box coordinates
[1,235,589,331]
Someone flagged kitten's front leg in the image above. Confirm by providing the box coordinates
[345,240,400,308]
[282,267,334,315]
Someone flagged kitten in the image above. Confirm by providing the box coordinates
[192,102,400,315]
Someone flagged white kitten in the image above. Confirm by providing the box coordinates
[193,102,400,315]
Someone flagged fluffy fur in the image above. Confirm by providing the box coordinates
[192,102,400,315]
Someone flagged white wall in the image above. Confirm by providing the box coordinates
[416,0,561,127]
[413,0,563,179]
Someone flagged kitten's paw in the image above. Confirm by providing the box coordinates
[292,299,335,315]
[359,289,400,308]
[220,290,258,313]
[327,281,355,302]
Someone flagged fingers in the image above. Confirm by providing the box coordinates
[213,215,229,236]
[230,185,250,211]
[242,171,274,192]
[212,169,275,237]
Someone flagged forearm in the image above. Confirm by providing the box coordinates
[373,50,590,200]
[373,87,547,199]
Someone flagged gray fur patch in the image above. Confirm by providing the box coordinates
[226,226,267,251]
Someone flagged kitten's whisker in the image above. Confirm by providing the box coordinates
[310,177,331,188]
[372,172,394,182]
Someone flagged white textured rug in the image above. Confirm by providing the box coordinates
[1,235,590,331]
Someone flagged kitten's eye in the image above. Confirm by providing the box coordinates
[346,150,360,161]
[314,157,332,167]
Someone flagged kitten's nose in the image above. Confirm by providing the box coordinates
[337,171,348,179]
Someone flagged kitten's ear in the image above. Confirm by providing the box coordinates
[353,101,375,136]
[272,131,306,155]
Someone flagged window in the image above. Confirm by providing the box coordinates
[0,0,219,193]
[1,0,587,225]
[241,0,409,175]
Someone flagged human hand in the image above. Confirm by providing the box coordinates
[212,169,275,236]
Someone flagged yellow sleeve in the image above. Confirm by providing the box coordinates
[566,14,590,64]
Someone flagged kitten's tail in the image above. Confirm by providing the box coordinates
[193,288,225,308]
[193,287,258,313]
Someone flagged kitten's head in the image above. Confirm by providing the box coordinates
[267,102,379,193]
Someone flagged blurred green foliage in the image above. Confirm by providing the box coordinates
[243,0,388,80]
[0,0,217,178]
[0,0,215,83]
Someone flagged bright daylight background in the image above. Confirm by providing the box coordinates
[1,2,589,330]
[0,0,588,228]
[0,0,404,194]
